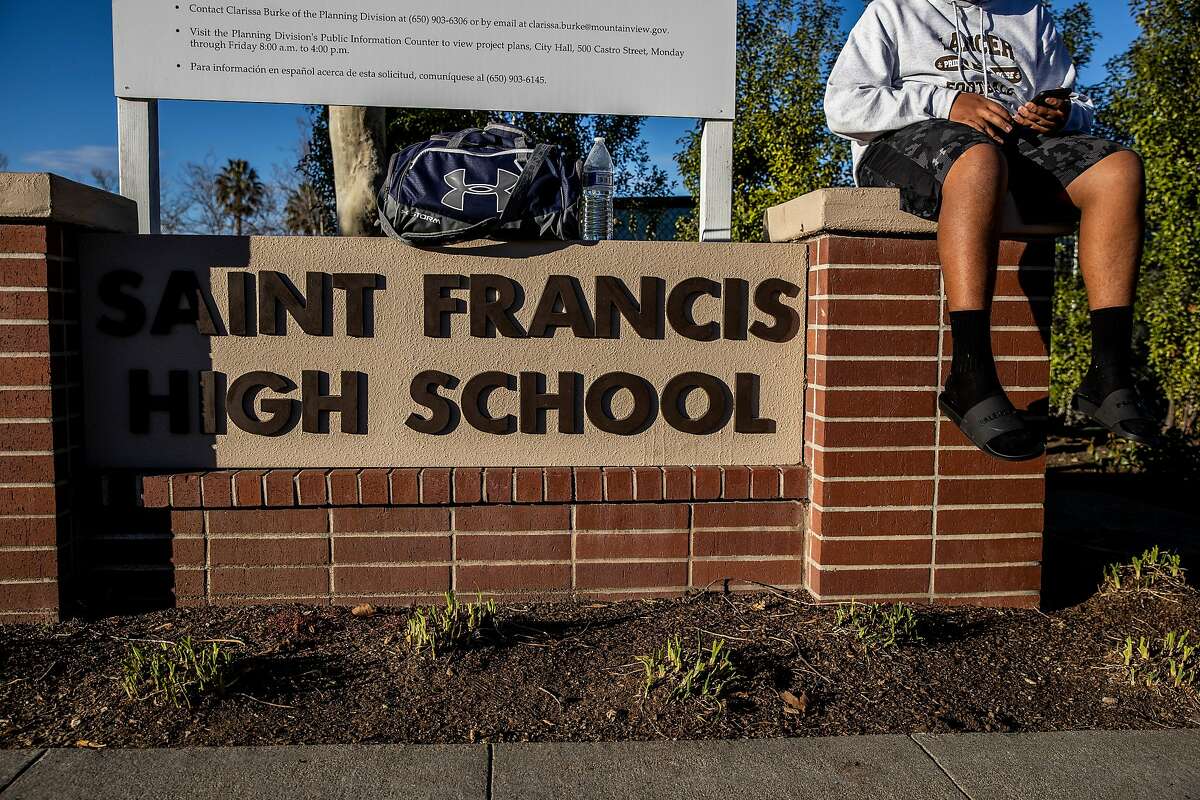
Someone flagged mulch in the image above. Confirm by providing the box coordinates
[2,581,1198,749]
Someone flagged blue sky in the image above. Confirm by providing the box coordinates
[0,0,1139,194]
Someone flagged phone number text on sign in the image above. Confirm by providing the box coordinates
[112,0,735,119]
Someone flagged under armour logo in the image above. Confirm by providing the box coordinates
[441,168,520,213]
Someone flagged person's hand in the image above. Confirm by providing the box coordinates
[1015,95,1069,133]
[949,92,1014,143]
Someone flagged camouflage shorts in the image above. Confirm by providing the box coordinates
[856,118,1130,221]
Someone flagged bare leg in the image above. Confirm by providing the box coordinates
[1064,150,1144,309]
[1065,150,1157,441]
[938,143,1008,311]
[936,143,1041,459]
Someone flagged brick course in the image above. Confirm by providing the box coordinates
[0,223,81,622]
[804,235,1050,607]
[83,473,809,608]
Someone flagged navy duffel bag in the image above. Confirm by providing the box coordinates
[377,121,581,244]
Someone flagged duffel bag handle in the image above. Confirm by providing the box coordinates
[483,121,529,150]
[483,143,552,233]
[447,127,483,149]
[448,122,530,150]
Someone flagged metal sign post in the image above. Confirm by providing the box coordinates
[117,98,161,234]
[699,120,733,242]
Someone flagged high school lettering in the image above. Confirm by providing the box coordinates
[95,270,801,438]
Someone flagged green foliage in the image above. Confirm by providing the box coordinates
[1120,631,1197,689]
[1048,0,1097,73]
[833,602,924,649]
[284,182,334,236]
[1101,0,1200,433]
[214,159,266,237]
[636,635,738,702]
[1139,265,1200,431]
[121,637,234,709]
[1089,429,1200,474]
[297,105,339,234]
[1101,546,1188,594]
[405,592,498,657]
[675,0,850,241]
[1050,264,1093,414]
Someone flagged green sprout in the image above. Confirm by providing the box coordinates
[1102,547,1187,595]
[405,592,498,657]
[120,636,234,709]
[635,634,738,703]
[1120,630,1197,689]
[833,601,924,650]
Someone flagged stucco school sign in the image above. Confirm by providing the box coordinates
[79,237,805,469]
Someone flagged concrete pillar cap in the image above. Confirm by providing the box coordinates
[765,187,1073,243]
[0,172,138,233]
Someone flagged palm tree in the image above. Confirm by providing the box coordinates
[284,182,331,236]
[214,159,265,236]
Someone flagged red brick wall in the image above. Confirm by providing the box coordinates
[804,236,1050,608]
[0,224,84,622]
[0,214,1055,617]
[78,467,807,609]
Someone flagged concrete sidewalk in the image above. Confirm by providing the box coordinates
[1,729,1198,800]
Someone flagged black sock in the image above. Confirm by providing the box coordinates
[1078,305,1134,401]
[943,309,1002,410]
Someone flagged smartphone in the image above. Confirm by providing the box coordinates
[1032,87,1073,105]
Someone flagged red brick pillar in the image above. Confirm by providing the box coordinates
[0,174,136,621]
[802,235,1052,607]
[768,188,1058,608]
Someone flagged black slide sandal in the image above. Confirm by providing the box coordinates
[938,392,1045,462]
[1072,388,1159,445]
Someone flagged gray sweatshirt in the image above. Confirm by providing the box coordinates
[825,0,1095,176]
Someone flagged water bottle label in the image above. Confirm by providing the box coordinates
[584,172,613,189]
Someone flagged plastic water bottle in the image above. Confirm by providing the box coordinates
[582,137,614,241]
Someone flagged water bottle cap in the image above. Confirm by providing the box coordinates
[594,137,605,143]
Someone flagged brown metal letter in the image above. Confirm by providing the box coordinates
[406,371,459,434]
[423,275,466,338]
[734,373,776,434]
[519,372,582,434]
[462,371,517,434]
[661,372,731,434]
[584,372,656,435]
[528,276,594,338]
[666,278,720,342]
[150,271,223,336]
[98,270,146,337]
[333,274,382,338]
[129,369,190,434]
[469,275,525,338]
[749,279,802,343]
[594,276,663,339]
[258,271,327,336]
[302,371,363,434]
[226,371,297,437]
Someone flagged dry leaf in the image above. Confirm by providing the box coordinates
[75,740,105,749]
[779,690,808,715]
[749,599,768,612]
[351,603,377,618]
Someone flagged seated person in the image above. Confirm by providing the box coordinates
[824,0,1157,460]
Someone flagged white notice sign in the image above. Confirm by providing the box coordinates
[112,1,736,119]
